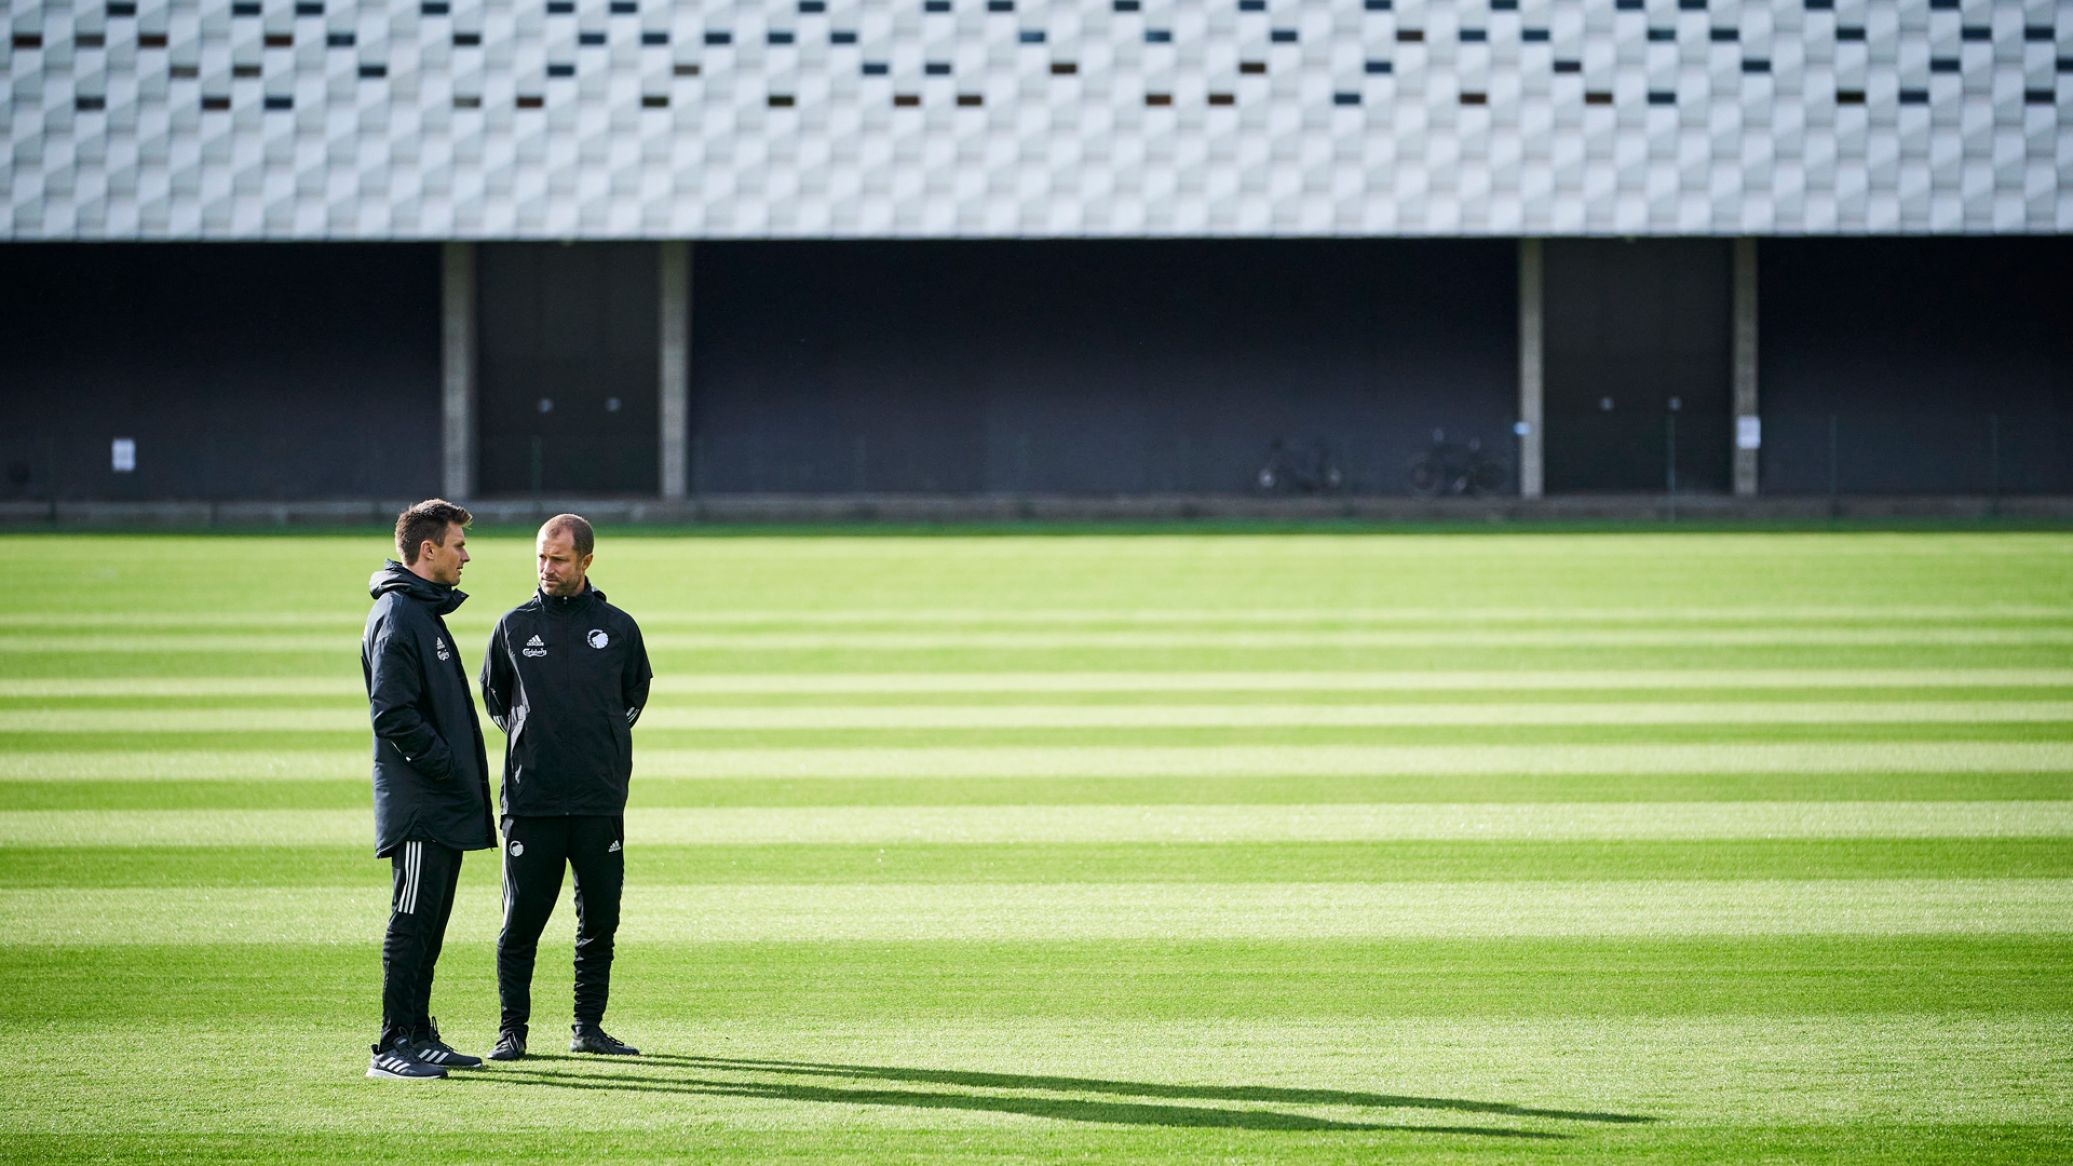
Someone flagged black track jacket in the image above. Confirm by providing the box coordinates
[361,562,495,857]
[480,583,653,817]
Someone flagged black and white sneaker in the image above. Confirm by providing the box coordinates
[487,1031,526,1062]
[367,1042,446,1081]
[569,1024,639,1056]
[409,1018,483,1069]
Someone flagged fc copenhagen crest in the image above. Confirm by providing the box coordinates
[587,629,610,649]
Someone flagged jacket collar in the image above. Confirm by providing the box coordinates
[370,560,467,616]
[536,581,603,614]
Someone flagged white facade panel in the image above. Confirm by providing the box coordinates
[2,0,2068,239]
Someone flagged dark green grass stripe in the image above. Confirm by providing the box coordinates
[10,772,2070,812]
[7,643,2073,678]
[6,685,2073,710]
[12,1125,2070,1166]
[7,839,2069,889]
[5,721,2069,753]
[4,937,2066,1023]
[16,1124,2066,1166]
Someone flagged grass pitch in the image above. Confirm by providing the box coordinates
[1,526,2068,1164]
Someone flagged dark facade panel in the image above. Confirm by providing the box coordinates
[1758,238,2073,495]
[0,244,441,502]
[688,239,1519,496]
[1543,239,1733,494]
[476,243,661,496]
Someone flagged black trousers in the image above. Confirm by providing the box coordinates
[498,814,625,1037]
[379,839,464,1048]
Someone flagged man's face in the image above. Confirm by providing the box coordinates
[419,523,469,586]
[537,528,593,597]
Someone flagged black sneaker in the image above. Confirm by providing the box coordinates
[409,1018,483,1069]
[488,1031,527,1061]
[367,1042,446,1081]
[570,1024,639,1056]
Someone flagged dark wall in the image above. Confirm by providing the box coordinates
[689,239,1520,495]
[1759,238,2073,495]
[1543,239,1733,494]
[477,244,660,496]
[0,244,440,501]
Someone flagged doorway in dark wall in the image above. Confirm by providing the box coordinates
[477,244,659,495]
[1544,239,1732,493]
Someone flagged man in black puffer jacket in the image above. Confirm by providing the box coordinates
[360,498,495,1080]
[479,513,652,1062]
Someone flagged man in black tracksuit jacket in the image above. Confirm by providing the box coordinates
[361,499,495,1080]
[479,513,652,1061]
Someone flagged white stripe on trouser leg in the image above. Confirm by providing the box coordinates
[405,841,420,915]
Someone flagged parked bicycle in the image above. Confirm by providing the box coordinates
[1253,439,1345,495]
[1406,430,1509,497]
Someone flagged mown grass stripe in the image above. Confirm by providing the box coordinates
[4,741,2067,781]
[8,604,2068,628]
[18,628,2073,652]
[8,937,2069,1020]
[8,839,2070,889]
[2,1016,2070,1143]
[7,669,2073,698]
[7,701,2070,734]
[9,722,2067,755]
[10,879,2070,944]
[11,772,2066,812]
[5,801,2069,847]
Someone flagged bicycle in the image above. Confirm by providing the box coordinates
[1253,439,1345,495]
[1405,430,1509,497]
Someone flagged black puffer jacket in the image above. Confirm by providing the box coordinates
[480,583,653,816]
[361,561,495,857]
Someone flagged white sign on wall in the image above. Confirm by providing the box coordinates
[111,438,136,473]
[1736,417,1762,451]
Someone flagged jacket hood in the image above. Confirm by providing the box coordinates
[370,560,468,615]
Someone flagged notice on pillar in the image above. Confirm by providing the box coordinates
[1736,417,1762,451]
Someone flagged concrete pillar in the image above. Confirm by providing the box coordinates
[440,242,476,500]
[659,242,690,501]
[1732,238,1759,497]
[1518,239,1545,499]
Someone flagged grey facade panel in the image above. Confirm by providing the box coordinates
[0,243,442,501]
[3,1,2069,240]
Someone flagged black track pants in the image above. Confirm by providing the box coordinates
[379,839,464,1048]
[497,815,625,1037]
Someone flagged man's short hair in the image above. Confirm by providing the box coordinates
[540,513,595,558]
[395,499,473,565]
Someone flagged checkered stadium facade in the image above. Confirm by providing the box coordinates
[2,2,2069,507]
[6,0,2069,239]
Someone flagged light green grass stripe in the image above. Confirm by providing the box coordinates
[7,669,2072,699]
[12,701,2065,734]
[6,604,2068,628]
[19,628,2073,652]
[5,741,2068,781]
[5,802,2067,847]
[3,1016,2069,1139]
[7,879,2069,945]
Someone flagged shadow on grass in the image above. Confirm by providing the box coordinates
[458,1053,1656,1137]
